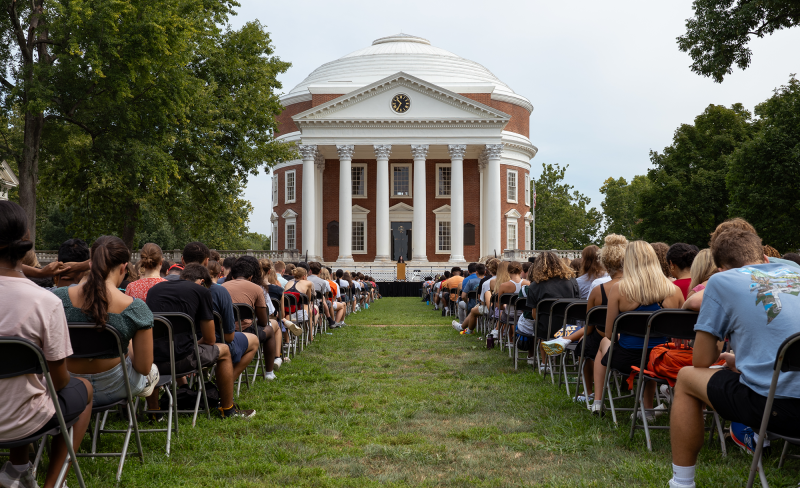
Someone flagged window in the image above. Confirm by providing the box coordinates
[272,223,278,250]
[507,169,517,203]
[464,223,476,246]
[525,221,531,250]
[327,221,339,246]
[272,176,278,207]
[286,223,296,249]
[525,173,530,207]
[436,164,451,198]
[285,169,296,204]
[507,222,517,250]
[352,164,367,198]
[438,221,451,252]
[391,164,412,198]
[352,221,365,252]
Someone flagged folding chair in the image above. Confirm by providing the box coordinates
[512,295,534,370]
[747,331,800,488]
[497,293,517,354]
[152,313,213,426]
[283,293,302,352]
[599,311,653,426]
[67,323,143,482]
[448,288,459,317]
[273,296,295,358]
[0,336,87,488]
[136,315,178,455]
[295,293,313,347]
[632,310,727,453]
[543,298,585,384]
[531,298,559,377]
[573,306,607,408]
[232,303,264,388]
[554,299,588,394]
[315,291,326,334]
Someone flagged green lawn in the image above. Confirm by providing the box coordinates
[61,298,798,487]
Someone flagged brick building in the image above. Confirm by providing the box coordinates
[271,34,537,265]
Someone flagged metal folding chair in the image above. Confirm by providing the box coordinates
[554,299,588,394]
[573,306,607,408]
[532,298,559,377]
[136,316,178,455]
[232,303,265,388]
[512,295,534,370]
[0,336,87,488]
[67,323,143,482]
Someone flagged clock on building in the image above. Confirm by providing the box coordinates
[391,93,410,113]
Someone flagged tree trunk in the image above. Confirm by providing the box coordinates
[122,203,140,250]
[19,111,44,246]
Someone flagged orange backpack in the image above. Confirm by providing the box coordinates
[628,343,725,389]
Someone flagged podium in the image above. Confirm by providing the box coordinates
[396,263,406,281]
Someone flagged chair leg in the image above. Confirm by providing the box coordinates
[56,426,86,488]
[778,441,790,468]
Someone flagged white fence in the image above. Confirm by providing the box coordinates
[35,249,301,265]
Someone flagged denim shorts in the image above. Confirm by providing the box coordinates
[71,357,147,406]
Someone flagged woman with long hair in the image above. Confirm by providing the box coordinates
[56,236,159,406]
[125,243,166,301]
[489,262,529,347]
[683,249,718,310]
[575,245,606,299]
[591,241,684,417]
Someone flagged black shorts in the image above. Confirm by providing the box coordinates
[156,343,220,376]
[28,377,89,438]
[601,344,651,376]
[582,327,605,360]
[707,369,800,438]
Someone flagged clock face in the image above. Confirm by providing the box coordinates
[391,93,411,113]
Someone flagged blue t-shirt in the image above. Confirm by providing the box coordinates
[462,274,481,309]
[210,284,236,338]
[695,263,800,399]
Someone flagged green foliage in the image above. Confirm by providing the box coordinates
[599,175,651,240]
[678,0,800,82]
[533,163,601,249]
[636,103,754,247]
[727,77,800,252]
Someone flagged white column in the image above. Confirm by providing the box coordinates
[315,152,325,262]
[478,150,488,258]
[485,144,503,257]
[448,144,467,263]
[411,144,429,262]
[374,144,392,262]
[336,145,355,263]
[298,144,317,259]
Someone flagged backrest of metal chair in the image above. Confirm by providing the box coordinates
[283,293,298,313]
[67,323,133,406]
[612,311,653,339]
[534,298,559,333]
[213,310,225,340]
[233,302,257,332]
[296,293,310,305]
[550,298,586,332]
[270,297,281,317]
[649,309,699,340]
[499,293,517,306]
[467,290,477,301]
[585,306,608,333]
[777,331,800,373]
[152,312,198,363]
[514,294,532,314]
[564,300,588,325]
[0,336,46,378]
[315,290,323,301]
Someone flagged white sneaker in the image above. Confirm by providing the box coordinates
[668,479,696,488]
[273,358,283,370]
[590,401,604,416]
[451,320,463,332]
[137,363,160,398]
[526,358,537,365]
[653,403,668,418]
[284,319,303,337]
[538,364,550,373]
[630,410,656,422]
[0,461,39,488]
[265,371,276,381]
[541,337,571,356]
[660,384,673,404]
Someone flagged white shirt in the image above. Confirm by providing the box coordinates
[589,275,612,294]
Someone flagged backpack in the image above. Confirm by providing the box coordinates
[628,343,725,389]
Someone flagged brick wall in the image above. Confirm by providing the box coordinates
[460,93,530,138]
[499,164,529,254]
[312,93,346,107]
[272,165,303,252]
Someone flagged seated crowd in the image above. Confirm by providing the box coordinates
[0,200,379,488]
[423,217,800,488]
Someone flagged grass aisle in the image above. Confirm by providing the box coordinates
[81,298,796,487]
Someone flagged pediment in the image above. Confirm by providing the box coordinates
[270,211,279,222]
[505,209,521,219]
[352,204,370,215]
[0,161,19,186]
[282,209,298,219]
[389,202,414,213]
[292,72,511,125]
[432,204,452,215]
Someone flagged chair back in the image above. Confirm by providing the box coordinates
[777,332,800,373]
[534,298,559,333]
[499,293,517,307]
[152,312,197,363]
[270,297,281,316]
[213,310,225,341]
[612,311,654,340]
[564,300,588,325]
[550,298,586,330]
[315,290,323,301]
[296,293,311,305]
[514,294,533,314]
[67,323,124,359]
[233,303,257,331]
[649,309,698,340]
[585,306,608,333]
[466,290,477,301]
[0,336,46,379]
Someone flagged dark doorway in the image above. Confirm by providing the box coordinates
[391,221,412,262]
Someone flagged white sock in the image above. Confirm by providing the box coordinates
[753,432,771,447]
[671,464,696,486]
[12,462,30,472]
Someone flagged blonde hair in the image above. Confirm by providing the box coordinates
[619,241,677,305]
[493,261,510,291]
[319,268,331,280]
[599,234,628,275]
[266,268,280,286]
[689,249,717,290]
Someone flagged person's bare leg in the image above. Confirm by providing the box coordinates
[271,320,282,359]
[584,359,595,395]
[336,305,345,323]
[232,333,259,378]
[643,381,657,410]
[670,367,718,467]
[261,324,276,372]
[214,344,235,409]
[593,339,610,401]
[43,378,93,488]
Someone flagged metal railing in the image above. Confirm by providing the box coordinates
[35,249,301,265]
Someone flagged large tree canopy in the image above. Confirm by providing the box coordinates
[678,0,800,82]
[533,163,601,250]
[599,175,650,240]
[0,0,294,248]
[636,103,754,247]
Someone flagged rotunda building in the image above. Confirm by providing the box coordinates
[271,33,537,265]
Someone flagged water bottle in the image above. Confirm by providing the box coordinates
[487,334,494,349]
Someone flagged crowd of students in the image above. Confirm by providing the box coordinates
[423,218,800,488]
[0,200,380,488]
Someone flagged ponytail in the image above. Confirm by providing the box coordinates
[82,236,131,327]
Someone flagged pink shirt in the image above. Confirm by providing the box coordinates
[0,276,73,441]
[125,277,166,301]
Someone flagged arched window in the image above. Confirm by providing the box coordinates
[327,221,339,246]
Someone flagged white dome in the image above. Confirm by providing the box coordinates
[282,34,532,111]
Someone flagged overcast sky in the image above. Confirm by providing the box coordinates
[230,0,800,236]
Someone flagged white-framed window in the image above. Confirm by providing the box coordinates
[352,163,367,198]
[272,223,278,250]
[525,222,531,251]
[351,205,369,254]
[525,173,530,207]
[436,163,451,198]
[507,221,517,250]
[506,169,518,203]
[285,169,296,204]
[391,163,412,198]
[433,205,452,254]
[272,175,278,207]
[286,222,296,249]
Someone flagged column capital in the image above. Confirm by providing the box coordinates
[448,144,467,160]
[336,144,355,160]
[410,144,429,160]
[373,144,392,160]
[297,144,317,160]
[314,152,325,172]
[485,143,503,159]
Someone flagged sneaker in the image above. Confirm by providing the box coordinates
[330,322,341,329]
[590,401,605,416]
[451,320,463,332]
[147,407,165,423]
[274,358,283,370]
[441,307,446,317]
[284,319,303,336]
[730,422,756,454]
[219,403,256,419]
[459,329,472,335]
[575,393,594,403]
[137,363,160,398]
[0,461,39,488]
[538,364,550,373]
[527,358,537,365]
[541,337,571,356]
[630,409,656,422]
[660,384,673,404]
[668,479,696,488]
[365,303,369,309]
[653,402,668,418]
[265,371,276,381]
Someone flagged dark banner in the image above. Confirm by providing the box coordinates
[376,281,424,297]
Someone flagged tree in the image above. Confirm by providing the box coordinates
[727,76,800,252]
[533,163,601,250]
[599,175,651,240]
[678,0,800,82]
[636,103,753,247]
